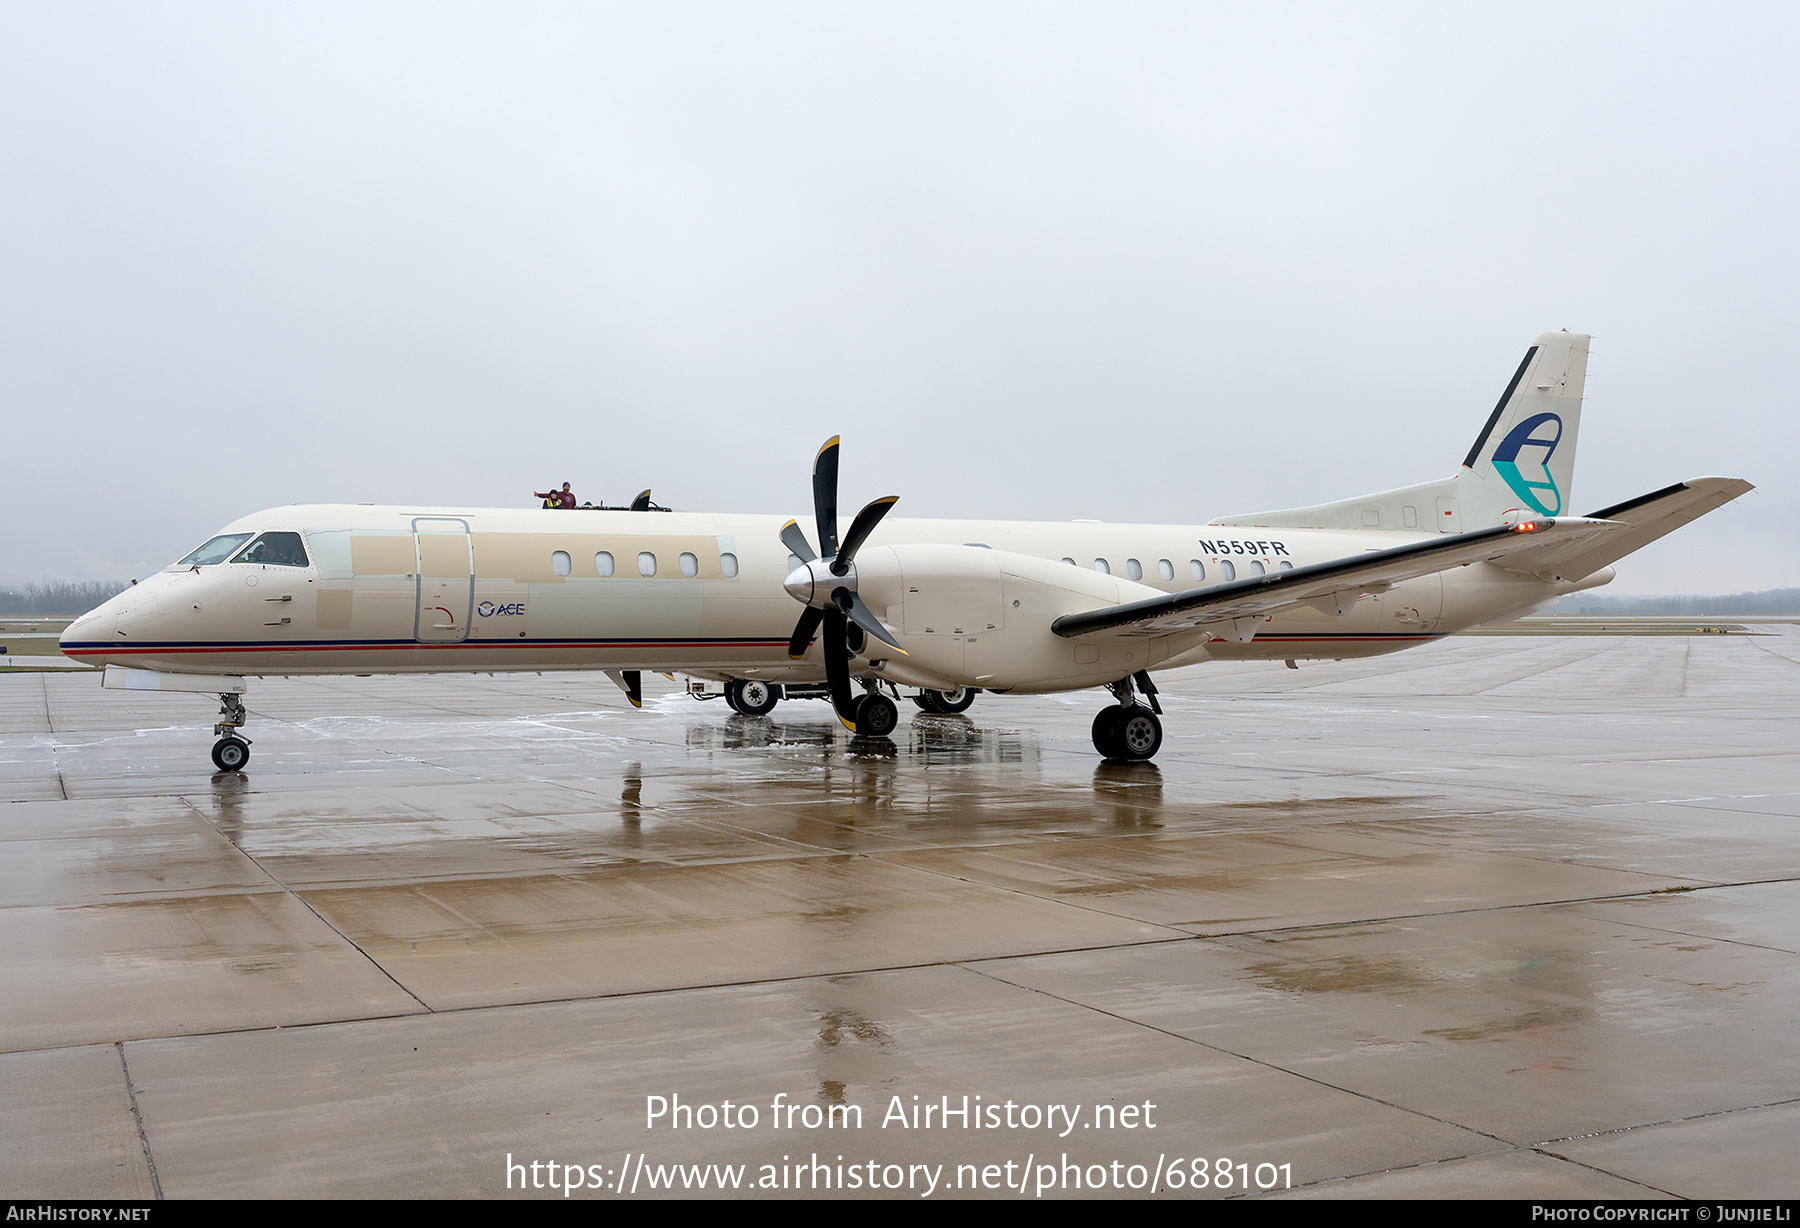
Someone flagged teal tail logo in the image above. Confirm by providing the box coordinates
[1491,412,1563,515]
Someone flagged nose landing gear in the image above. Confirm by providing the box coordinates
[212,693,251,772]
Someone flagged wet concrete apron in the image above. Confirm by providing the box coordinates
[2,631,1796,1198]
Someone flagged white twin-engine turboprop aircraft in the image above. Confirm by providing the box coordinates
[61,331,1750,771]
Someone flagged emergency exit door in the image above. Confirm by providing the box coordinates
[413,517,473,643]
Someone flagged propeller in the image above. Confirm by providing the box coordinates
[781,437,904,728]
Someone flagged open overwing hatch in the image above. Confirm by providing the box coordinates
[1051,516,1619,638]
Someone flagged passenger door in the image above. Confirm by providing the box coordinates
[413,518,473,643]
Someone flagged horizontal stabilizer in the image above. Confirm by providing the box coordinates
[1052,517,1615,638]
[1542,477,1753,581]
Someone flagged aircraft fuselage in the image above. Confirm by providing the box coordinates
[60,503,1595,693]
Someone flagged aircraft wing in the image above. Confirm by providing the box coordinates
[1051,517,1618,638]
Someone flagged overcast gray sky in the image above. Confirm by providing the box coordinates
[3,3,1793,594]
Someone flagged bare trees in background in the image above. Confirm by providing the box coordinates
[0,581,128,616]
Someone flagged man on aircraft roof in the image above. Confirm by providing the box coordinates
[535,482,577,509]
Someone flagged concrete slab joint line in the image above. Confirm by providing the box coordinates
[41,675,68,800]
[176,795,437,1016]
[115,1042,162,1201]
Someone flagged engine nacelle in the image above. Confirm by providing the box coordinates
[848,544,1204,693]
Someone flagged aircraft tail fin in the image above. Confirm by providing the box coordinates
[1216,332,1590,534]
[1458,331,1588,518]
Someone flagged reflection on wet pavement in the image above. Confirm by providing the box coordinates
[620,761,643,825]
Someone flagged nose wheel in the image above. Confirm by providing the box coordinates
[211,692,252,772]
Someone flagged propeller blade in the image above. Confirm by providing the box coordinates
[787,605,825,659]
[603,669,642,708]
[834,495,898,572]
[840,591,906,654]
[813,436,841,561]
[822,607,857,726]
[779,519,817,563]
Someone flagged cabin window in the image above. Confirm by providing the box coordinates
[787,554,803,573]
[1219,560,1236,581]
[551,550,571,577]
[1159,559,1174,581]
[1248,560,1265,577]
[720,553,738,578]
[178,533,254,567]
[232,532,310,568]
[1279,560,1293,572]
[679,552,698,577]
[639,551,657,577]
[596,551,614,576]
[1126,559,1143,581]
[1094,558,1110,575]
[1061,557,1076,566]
[1189,559,1204,581]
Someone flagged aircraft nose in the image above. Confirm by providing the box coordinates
[60,608,116,661]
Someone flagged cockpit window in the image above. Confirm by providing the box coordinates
[176,533,254,566]
[231,532,311,568]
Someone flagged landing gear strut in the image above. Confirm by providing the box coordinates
[212,693,251,772]
[1090,674,1163,761]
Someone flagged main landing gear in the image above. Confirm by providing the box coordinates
[724,678,782,716]
[913,686,976,715]
[850,688,899,738]
[211,692,251,772]
[710,678,977,731]
[1091,672,1164,762]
